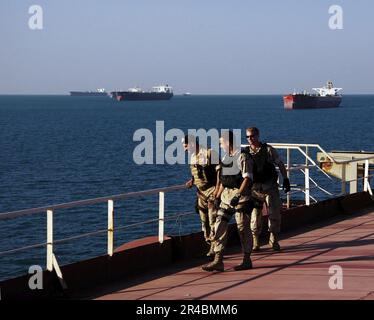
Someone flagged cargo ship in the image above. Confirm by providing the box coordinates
[111,85,173,101]
[283,81,342,109]
[70,88,108,97]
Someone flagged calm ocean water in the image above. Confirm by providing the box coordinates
[0,94,373,280]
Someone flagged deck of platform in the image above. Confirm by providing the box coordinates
[89,209,374,300]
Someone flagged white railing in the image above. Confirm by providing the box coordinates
[0,143,373,283]
[0,184,192,284]
[267,143,374,207]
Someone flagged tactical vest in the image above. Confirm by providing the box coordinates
[220,150,248,189]
[250,143,278,183]
[190,149,217,190]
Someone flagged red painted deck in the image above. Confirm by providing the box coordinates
[91,209,374,300]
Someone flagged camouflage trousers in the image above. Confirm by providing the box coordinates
[196,186,218,243]
[250,183,282,236]
[213,188,253,255]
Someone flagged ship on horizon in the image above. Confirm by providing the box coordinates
[283,81,342,109]
[70,88,108,97]
[111,84,173,101]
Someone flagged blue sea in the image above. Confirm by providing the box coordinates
[0,95,373,281]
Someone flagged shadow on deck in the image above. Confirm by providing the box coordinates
[87,206,374,300]
[1,192,373,300]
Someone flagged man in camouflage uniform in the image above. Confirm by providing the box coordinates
[183,134,220,257]
[245,127,290,252]
[202,130,254,272]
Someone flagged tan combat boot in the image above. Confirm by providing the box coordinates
[269,233,281,251]
[202,252,224,272]
[234,253,253,271]
[252,235,260,252]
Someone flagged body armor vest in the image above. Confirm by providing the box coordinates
[190,149,217,190]
[220,150,249,189]
[250,143,278,183]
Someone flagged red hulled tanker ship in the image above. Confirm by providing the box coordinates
[283,81,342,109]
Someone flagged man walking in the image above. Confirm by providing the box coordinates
[183,134,220,256]
[245,127,290,252]
[202,130,254,272]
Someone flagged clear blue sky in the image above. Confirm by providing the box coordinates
[1,0,373,94]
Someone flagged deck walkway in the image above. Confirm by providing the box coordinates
[89,209,374,300]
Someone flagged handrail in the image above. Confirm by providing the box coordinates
[259,142,373,205]
[0,211,195,257]
[0,184,186,220]
[0,183,191,280]
[270,143,374,164]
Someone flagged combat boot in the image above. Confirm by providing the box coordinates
[269,233,281,251]
[234,253,253,271]
[202,252,224,272]
[252,235,260,252]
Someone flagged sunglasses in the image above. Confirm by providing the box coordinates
[246,135,257,139]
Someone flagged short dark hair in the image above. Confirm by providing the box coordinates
[246,127,259,135]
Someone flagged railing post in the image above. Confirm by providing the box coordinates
[349,162,358,194]
[46,209,53,272]
[159,192,165,244]
[107,200,114,257]
[287,148,291,208]
[305,167,310,206]
[364,160,369,192]
[341,163,346,194]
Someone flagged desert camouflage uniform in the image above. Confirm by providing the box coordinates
[190,147,219,243]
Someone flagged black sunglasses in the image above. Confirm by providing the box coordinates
[246,135,257,138]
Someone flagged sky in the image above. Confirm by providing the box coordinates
[1,0,373,94]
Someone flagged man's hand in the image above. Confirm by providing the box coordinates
[213,198,221,210]
[230,193,241,207]
[283,177,291,193]
[185,178,194,189]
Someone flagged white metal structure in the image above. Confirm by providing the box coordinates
[151,84,173,93]
[127,87,142,93]
[312,81,342,96]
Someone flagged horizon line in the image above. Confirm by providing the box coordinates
[1,93,374,96]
